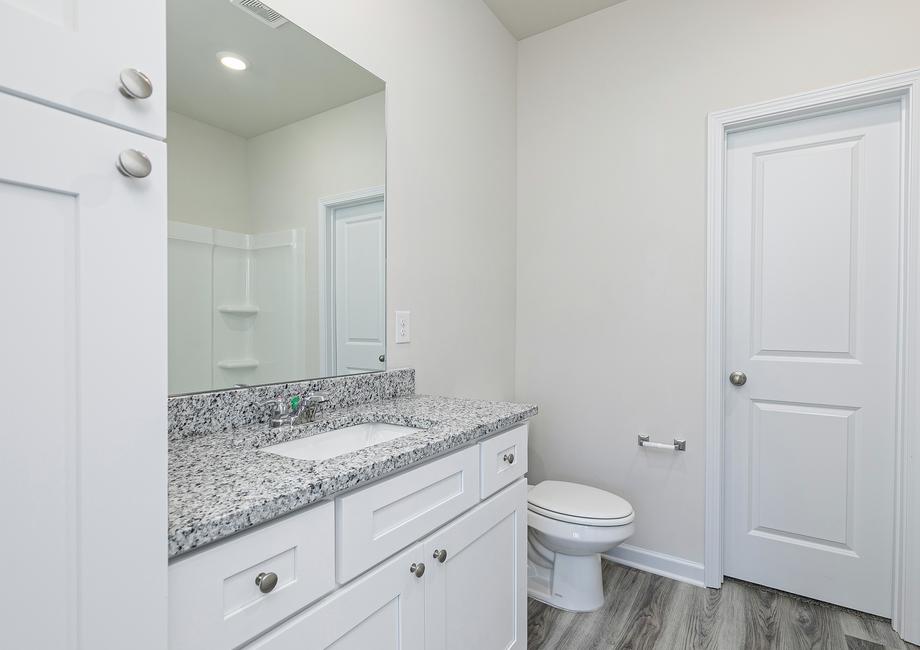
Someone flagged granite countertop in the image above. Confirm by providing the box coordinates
[169,394,538,558]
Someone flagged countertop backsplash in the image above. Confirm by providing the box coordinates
[167,368,415,440]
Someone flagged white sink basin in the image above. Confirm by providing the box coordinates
[261,422,422,461]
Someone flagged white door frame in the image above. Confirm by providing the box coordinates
[705,69,920,642]
[317,185,386,376]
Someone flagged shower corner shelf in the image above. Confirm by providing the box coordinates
[217,304,260,316]
[217,359,260,370]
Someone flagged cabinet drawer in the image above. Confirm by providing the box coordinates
[480,424,528,498]
[168,501,335,650]
[336,446,480,583]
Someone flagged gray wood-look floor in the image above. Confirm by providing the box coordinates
[528,561,918,650]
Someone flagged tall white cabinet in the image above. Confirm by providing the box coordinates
[0,2,167,648]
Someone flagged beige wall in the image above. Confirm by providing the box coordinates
[516,0,920,563]
[167,111,249,233]
[270,0,519,400]
[247,91,386,376]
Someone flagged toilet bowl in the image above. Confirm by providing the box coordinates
[527,480,635,612]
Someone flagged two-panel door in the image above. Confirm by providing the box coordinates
[0,93,167,649]
[0,0,165,137]
[423,479,527,650]
[724,99,901,616]
[244,544,426,650]
[332,198,386,374]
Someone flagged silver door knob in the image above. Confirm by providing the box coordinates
[379,354,385,363]
[117,149,152,178]
[433,549,447,563]
[119,68,153,99]
[503,453,515,464]
[255,571,278,594]
[409,562,425,578]
[729,371,747,386]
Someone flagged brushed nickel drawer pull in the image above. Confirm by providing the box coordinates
[255,571,278,593]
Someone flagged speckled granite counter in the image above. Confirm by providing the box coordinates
[168,394,537,558]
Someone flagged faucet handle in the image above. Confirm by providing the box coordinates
[304,392,330,404]
[260,398,289,416]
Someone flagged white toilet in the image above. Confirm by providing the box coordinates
[527,480,635,612]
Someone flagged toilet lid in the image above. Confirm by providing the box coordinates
[527,480,633,521]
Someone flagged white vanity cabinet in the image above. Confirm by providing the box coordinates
[244,481,526,650]
[168,424,530,650]
[0,0,166,137]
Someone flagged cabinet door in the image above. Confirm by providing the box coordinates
[0,94,166,649]
[245,544,426,650]
[424,479,527,650]
[0,0,165,137]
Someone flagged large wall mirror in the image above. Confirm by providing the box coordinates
[167,0,386,395]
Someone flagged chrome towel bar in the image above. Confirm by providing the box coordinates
[638,434,686,451]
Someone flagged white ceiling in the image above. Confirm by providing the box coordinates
[482,0,629,39]
[167,0,384,138]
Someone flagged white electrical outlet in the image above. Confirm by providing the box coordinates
[395,310,411,344]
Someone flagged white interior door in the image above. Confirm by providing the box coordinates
[332,198,385,375]
[0,95,166,648]
[0,0,165,137]
[724,100,901,616]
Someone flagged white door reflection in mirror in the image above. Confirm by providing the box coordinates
[320,192,386,376]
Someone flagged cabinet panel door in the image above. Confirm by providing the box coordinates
[424,479,527,650]
[0,0,165,137]
[0,94,166,650]
[245,544,426,650]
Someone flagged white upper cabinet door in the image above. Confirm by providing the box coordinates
[423,479,527,650]
[0,94,166,649]
[244,544,426,650]
[724,99,902,616]
[0,0,165,138]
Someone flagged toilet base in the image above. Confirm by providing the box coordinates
[527,552,605,612]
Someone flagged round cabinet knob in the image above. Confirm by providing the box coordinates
[433,549,447,563]
[119,68,153,99]
[409,562,426,578]
[117,149,152,178]
[729,371,747,387]
[503,453,515,464]
[255,571,278,594]
[379,354,386,363]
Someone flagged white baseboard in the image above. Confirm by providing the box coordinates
[602,544,705,588]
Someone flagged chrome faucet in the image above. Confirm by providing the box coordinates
[260,398,292,429]
[260,392,330,429]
